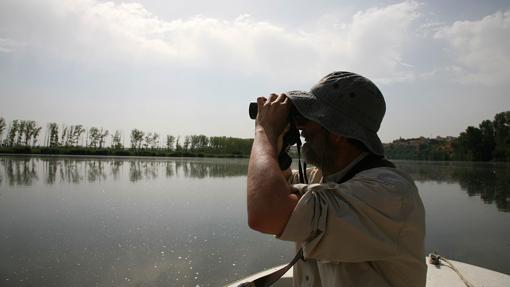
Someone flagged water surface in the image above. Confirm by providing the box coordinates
[0,156,509,286]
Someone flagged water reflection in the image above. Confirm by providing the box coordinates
[0,156,509,286]
[111,159,123,180]
[1,156,508,212]
[456,167,510,212]
[395,161,510,212]
[1,157,38,186]
[0,156,248,186]
[86,160,107,182]
[0,155,283,287]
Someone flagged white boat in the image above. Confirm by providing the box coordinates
[227,255,510,287]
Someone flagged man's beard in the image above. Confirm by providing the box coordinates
[302,134,334,169]
[302,142,322,166]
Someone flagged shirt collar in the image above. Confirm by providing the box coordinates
[323,152,369,183]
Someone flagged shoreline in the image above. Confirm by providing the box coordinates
[2,149,510,164]
[0,147,248,159]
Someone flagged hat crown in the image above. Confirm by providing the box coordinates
[310,72,385,132]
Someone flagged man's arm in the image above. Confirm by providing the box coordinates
[247,94,299,235]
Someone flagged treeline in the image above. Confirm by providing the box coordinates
[2,110,509,161]
[0,117,252,157]
[385,111,510,162]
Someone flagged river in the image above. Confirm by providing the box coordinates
[0,155,509,286]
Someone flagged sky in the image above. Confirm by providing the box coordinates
[0,0,509,143]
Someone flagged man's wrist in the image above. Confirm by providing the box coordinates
[254,127,279,156]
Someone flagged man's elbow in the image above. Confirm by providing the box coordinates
[247,211,285,235]
[247,215,264,232]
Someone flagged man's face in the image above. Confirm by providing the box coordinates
[295,117,335,167]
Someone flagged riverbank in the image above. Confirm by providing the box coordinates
[2,146,509,162]
[0,146,248,158]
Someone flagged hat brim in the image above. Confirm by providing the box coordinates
[286,90,385,156]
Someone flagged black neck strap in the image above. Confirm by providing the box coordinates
[336,153,395,184]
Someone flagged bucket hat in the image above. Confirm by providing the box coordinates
[286,71,386,156]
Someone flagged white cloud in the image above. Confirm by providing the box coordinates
[0,37,24,52]
[344,1,421,82]
[434,11,510,86]
[1,0,509,141]
[0,0,421,83]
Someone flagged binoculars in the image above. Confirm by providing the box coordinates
[248,102,301,170]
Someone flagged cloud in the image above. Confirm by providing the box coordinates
[342,1,421,82]
[0,0,421,83]
[434,11,510,86]
[0,37,24,52]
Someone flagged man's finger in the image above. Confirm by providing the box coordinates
[276,93,287,104]
[257,97,266,112]
[281,93,289,105]
[268,93,278,103]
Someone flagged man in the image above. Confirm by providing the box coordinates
[247,71,426,286]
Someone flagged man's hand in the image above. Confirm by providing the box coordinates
[247,93,298,236]
[255,94,290,154]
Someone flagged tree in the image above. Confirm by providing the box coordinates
[64,125,72,146]
[111,130,123,149]
[183,136,191,151]
[6,120,19,146]
[493,111,510,161]
[199,135,209,150]
[88,127,100,148]
[190,135,199,150]
[0,116,6,145]
[166,135,175,151]
[98,128,109,148]
[130,129,144,149]
[175,136,181,152]
[60,125,68,146]
[143,132,152,149]
[31,126,42,146]
[23,121,38,146]
[479,120,495,161]
[48,123,59,147]
[70,125,85,146]
[190,134,209,151]
[151,133,160,149]
[16,120,26,145]
[461,126,483,161]
[209,136,223,152]
[64,125,84,146]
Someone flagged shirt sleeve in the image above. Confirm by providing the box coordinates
[278,168,418,263]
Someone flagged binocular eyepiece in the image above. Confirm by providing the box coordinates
[249,102,258,120]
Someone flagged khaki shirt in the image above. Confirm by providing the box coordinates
[279,154,426,286]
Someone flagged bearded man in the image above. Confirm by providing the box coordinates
[246,71,426,287]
